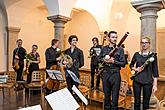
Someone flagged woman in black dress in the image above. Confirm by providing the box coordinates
[130,37,159,110]
[26,44,40,84]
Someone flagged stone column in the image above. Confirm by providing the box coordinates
[47,15,71,50]
[131,0,165,52]
[8,27,21,71]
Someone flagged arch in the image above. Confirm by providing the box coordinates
[5,0,45,27]
[74,0,113,31]
[65,8,100,68]
[109,0,141,58]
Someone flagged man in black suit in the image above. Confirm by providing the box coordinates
[64,35,84,100]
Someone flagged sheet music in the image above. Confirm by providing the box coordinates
[67,70,80,83]
[18,105,42,110]
[0,75,8,83]
[72,85,88,105]
[45,88,80,110]
[46,69,64,81]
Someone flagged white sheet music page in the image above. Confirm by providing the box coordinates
[72,85,88,105]
[45,88,80,110]
[46,69,64,81]
[18,105,42,110]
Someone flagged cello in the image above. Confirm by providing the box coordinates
[45,65,62,91]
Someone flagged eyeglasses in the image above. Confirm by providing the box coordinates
[141,42,150,44]
[33,47,38,49]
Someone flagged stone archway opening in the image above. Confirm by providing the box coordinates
[64,8,100,69]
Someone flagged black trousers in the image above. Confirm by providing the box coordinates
[90,64,100,88]
[102,70,121,110]
[133,81,153,110]
[66,76,80,101]
[15,64,24,81]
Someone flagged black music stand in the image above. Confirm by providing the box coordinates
[46,70,65,93]
[46,70,65,82]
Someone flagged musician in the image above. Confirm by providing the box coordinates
[99,31,125,110]
[45,39,61,76]
[45,39,61,94]
[64,35,84,99]
[130,37,159,110]
[89,37,102,90]
[12,39,26,81]
[26,44,40,84]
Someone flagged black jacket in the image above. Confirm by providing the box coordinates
[130,52,159,84]
[90,45,102,65]
[99,45,125,70]
[12,47,26,66]
[64,47,84,77]
[45,47,61,69]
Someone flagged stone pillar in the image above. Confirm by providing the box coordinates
[8,27,21,71]
[131,0,165,52]
[47,15,71,50]
[131,1,165,109]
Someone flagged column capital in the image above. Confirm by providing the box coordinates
[8,26,21,33]
[131,0,165,13]
[47,15,71,24]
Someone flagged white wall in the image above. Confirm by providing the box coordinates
[0,9,7,71]
[18,7,54,69]
[110,0,141,58]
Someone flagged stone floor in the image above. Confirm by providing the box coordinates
[0,88,104,110]
[0,79,164,110]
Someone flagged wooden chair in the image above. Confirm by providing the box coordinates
[0,71,16,98]
[118,80,128,110]
[79,73,90,109]
[79,73,90,96]
[158,99,165,110]
[28,70,44,102]
[102,80,128,110]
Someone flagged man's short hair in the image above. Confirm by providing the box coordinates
[68,35,78,44]
[108,31,117,38]
[32,44,38,48]
[92,37,99,44]
[16,39,22,43]
[51,39,59,46]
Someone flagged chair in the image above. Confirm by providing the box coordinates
[79,73,90,109]
[28,70,44,102]
[102,80,128,110]
[79,73,90,96]
[0,71,16,98]
[158,99,165,110]
[118,80,128,110]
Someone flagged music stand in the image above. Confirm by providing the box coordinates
[0,75,8,97]
[0,75,8,84]
[46,70,65,82]
[46,70,65,93]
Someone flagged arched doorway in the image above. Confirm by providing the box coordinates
[65,8,100,69]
